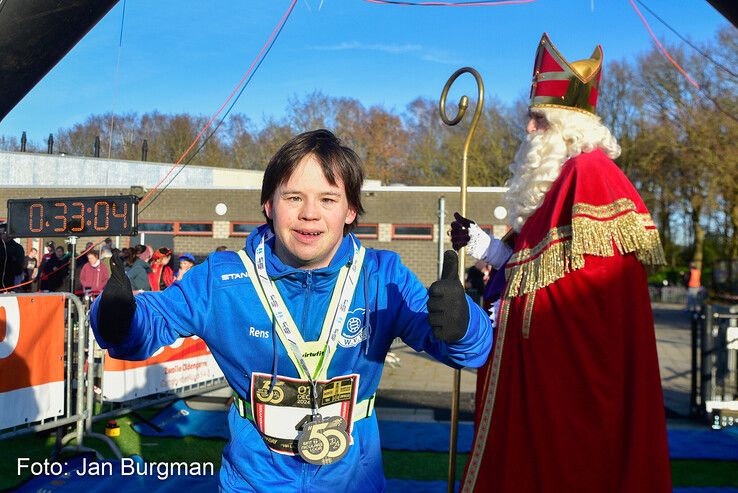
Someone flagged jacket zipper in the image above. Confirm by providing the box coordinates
[302,271,312,339]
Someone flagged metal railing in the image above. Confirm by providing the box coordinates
[0,292,87,446]
[1,291,228,455]
[690,303,738,425]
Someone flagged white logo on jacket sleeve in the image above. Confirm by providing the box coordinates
[338,308,369,348]
[221,272,249,281]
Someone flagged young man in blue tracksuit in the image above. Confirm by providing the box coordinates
[92,129,492,492]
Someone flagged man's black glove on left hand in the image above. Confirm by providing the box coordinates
[97,253,136,345]
[427,250,469,343]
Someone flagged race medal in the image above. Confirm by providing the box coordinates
[297,415,350,465]
[250,373,358,457]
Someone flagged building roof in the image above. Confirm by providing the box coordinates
[0,151,507,193]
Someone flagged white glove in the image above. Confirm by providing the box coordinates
[466,222,492,260]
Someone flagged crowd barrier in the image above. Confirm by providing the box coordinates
[0,291,227,452]
[0,293,85,446]
[691,303,738,423]
[649,285,688,305]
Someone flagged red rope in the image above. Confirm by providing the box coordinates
[0,239,104,293]
[629,0,700,90]
[139,0,299,206]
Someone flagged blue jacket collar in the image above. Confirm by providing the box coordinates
[245,224,359,279]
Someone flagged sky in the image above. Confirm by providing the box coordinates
[0,0,731,144]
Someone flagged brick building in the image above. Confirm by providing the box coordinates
[0,151,507,286]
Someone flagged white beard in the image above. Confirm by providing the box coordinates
[504,108,621,232]
[504,130,568,232]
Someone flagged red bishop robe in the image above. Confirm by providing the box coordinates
[462,149,672,493]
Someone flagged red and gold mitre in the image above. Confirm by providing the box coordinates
[529,33,603,115]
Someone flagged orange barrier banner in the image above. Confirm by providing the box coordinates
[0,295,65,429]
[102,336,223,402]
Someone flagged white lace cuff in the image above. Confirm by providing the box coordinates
[465,223,491,260]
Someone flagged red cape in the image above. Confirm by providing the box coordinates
[462,149,671,492]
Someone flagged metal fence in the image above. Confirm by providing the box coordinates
[0,293,86,442]
[649,285,688,305]
[690,303,738,427]
[1,292,228,457]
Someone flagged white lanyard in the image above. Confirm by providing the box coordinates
[253,232,363,386]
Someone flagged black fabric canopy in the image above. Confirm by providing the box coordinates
[0,0,119,121]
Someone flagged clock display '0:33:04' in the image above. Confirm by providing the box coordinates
[6,195,139,238]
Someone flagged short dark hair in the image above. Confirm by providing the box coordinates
[260,129,365,233]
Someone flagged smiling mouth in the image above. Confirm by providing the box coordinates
[294,230,322,237]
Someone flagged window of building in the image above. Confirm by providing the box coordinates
[177,222,213,236]
[392,224,433,240]
[354,224,378,239]
[138,222,174,234]
[231,222,261,236]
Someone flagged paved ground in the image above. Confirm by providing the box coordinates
[377,301,696,420]
[653,302,693,417]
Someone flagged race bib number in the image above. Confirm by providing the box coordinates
[250,373,359,456]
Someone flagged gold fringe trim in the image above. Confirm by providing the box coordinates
[505,205,665,299]
[572,212,665,265]
[505,230,581,299]
[573,198,636,218]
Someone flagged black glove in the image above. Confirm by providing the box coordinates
[427,250,469,343]
[97,253,136,345]
[450,212,474,251]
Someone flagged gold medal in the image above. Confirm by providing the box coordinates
[297,415,349,465]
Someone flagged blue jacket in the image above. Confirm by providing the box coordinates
[91,225,492,492]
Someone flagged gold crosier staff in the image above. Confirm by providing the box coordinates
[439,67,484,493]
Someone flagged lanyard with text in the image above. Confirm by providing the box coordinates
[254,232,363,417]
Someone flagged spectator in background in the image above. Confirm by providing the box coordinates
[121,247,151,293]
[0,222,25,292]
[465,259,489,306]
[176,253,196,281]
[72,241,96,293]
[148,247,175,291]
[100,246,113,276]
[77,242,94,270]
[136,244,153,263]
[79,249,110,296]
[42,241,55,262]
[36,241,55,289]
[685,262,702,312]
[103,238,114,250]
[215,245,228,252]
[40,246,69,292]
[23,247,39,292]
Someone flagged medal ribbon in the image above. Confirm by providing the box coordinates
[250,231,364,413]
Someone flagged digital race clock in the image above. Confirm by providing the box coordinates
[6,195,139,237]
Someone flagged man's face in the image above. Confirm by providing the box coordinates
[55,247,64,259]
[86,253,98,264]
[264,154,357,270]
[526,111,550,134]
[180,259,194,271]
